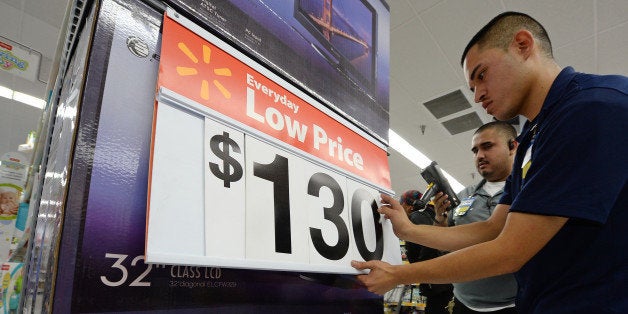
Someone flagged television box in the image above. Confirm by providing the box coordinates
[164,0,390,142]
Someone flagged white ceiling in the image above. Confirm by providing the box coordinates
[0,0,68,157]
[388,0,628,195]
[1,0,627,196]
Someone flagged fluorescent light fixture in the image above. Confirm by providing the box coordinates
[0,86,12,99]
[0,85,47,109]
[13,91,46,109]
[389,129,464,193]
[389,129,431,168]
[441,169,465,194]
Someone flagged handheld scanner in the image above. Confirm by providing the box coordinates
[420,161,461,212]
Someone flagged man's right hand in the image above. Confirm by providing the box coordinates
[433,192,450,218]
[379,193,414,240]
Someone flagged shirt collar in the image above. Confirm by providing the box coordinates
[518,67,578,142]
[536,67,578,125]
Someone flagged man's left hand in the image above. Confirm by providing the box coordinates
[351,260,399,295]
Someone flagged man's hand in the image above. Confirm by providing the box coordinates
[379,193,413,239]
[433,192,450,218]
[351,260,399,295]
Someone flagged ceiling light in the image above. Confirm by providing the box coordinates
[0,85,47,109]
[13,91,46,109]
[389,129,431,168]
[441,169,465,194]
[389,129,464,193]
[0,85,13,99]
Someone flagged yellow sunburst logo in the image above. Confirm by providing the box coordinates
[175,42,232,100]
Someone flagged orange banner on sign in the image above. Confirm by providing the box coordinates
[158,15,390,189]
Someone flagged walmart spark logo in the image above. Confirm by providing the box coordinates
[176,42,232,100]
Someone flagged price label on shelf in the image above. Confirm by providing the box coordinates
[145,9,399,274]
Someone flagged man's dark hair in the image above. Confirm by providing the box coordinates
[460,11,553,66]
[475,121,517,145]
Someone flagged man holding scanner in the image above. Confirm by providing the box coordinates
[352,11,627,313]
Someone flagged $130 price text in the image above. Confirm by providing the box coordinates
[204,118,388,268]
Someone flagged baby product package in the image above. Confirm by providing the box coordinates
[0,152,28,261]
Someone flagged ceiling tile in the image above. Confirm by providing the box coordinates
[597,23,628,75]
[420,0,503,79]
[389,77,415,113]
[389,77,444,136]
[2,0,69,29]
[406,0,441,15]
[595,0,628,30]
[19,13,63,57]
[554,37,596,74]
[0,2,22,39]
[0,67,16,88]
[504,0,595,48]
[390,0,417,30]
[388,149,422,194]
[390,17,460,105]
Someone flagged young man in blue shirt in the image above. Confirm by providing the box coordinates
[352,11,627,313]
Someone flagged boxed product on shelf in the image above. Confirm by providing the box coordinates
[0,262,23,313]
[0,152,28,262]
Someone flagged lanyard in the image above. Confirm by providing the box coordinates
[521,123,538,186]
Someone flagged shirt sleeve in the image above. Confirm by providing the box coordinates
[509,96,628,223]
[499,175,514,206]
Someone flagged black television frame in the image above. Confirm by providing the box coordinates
[294,0,378,94]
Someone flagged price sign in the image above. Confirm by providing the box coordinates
[145,9,399,274]
[147,104,400,273]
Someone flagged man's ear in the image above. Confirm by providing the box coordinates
[509,140,519,155]
[512,29,534,60]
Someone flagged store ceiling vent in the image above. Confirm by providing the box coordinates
[442,112,484,135]
[423,89,472,119]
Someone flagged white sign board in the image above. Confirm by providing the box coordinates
[146,98,401,274]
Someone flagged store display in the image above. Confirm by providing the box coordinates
[146,11,397,274]
[383,240,427,313]
[14,0,391,312]
[12,0,393,312]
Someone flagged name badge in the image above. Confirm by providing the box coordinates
[521,145,533,179]
[454,197,475,216]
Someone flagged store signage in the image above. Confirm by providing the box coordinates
[0,38,41,82]
[145,9,399,274]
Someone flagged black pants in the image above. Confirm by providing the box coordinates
[425,292,454,314]
[452,297,517,314]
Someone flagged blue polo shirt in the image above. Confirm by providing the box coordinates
[500,67,628,313]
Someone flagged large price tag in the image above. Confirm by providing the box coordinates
[147,102,400,273]
[145,9,399,274]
